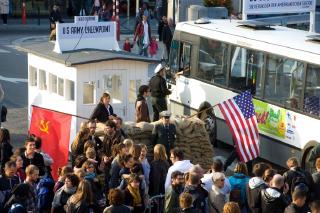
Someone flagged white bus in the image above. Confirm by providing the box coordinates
[166,19,320,170]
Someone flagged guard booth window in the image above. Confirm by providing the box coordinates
[303,64,320,116]
[168,41,191,78]
[196,38,228,86]
[229,47,264,96]
[264,55,304,109]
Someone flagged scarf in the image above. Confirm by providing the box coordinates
[64,185,77,194]
[84,172,96,180]
[127,185,142,206]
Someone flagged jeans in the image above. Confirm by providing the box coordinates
[139,44,149,57]
[151,97,167,121]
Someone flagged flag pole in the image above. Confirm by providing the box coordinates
[187,103,219,119]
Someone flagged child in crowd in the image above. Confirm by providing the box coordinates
[310,200,320,213]
[179,192,195,213]
[284,188,310,213]
[123,37,134,52]
[149,36,158,58]
[123,139,133,154]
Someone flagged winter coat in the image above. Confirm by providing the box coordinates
[21,152,46,176]
[228,173,250,207]
[103,204,131,213]
[246,177,267,213]
[90,102,115,123]
[208,185,227,213]
[202,172,231,195]
[183,185,208,213]
[101,130,124,157]
[149,74,171,98]
[123,187,145,213]
[0,141,13,167]
[134,21,151,45]
[261,187,290,213]
[283,167,314,196]
[158,19,165,41]
[152,123,176,157]
[165,185,184,213]
[149,159,170,196]
[162,23,173,46]
[135,95,150,123]
[312,171,320,200]
[284,203,310,213]
[109,159,122,189]
[52,185,76,212]
[179,207,197,213]
[0,0,9,15]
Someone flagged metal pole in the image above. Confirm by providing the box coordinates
[37,7,40,25]
[242,0,248,20]
[127,0,130,18]
[136,0,139,15]
[309,10,316,33]
[173,0,176,24]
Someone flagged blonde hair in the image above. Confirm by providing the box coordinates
[71,126,90,153]
[286,157,299,168]
[223,202,241,213]
[123,139,133,148]
[234,162,248,175]
[26,165,39,176]
[75,168,86,180]
[179,192,193,209]
[70,180,93,205]
[154,144,167,161]
[86,147,96,159]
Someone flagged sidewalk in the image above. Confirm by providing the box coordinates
[0,15,159,34]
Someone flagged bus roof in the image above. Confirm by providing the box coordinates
[176,19,320,65]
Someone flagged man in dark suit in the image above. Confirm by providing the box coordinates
[152,111,176,158]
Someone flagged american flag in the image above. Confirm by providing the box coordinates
[218,91,260,162]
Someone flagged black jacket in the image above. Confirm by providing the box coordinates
[246,177,267,213]
[103,204,131,213]
[149,74,171,98]
[90,103,115,123]
[284,203,310,213]
[178,207,197,213]
[21,152,46,176]
[149,159,170,196]
[123,187,145,213]
[183,185,208,213]
[152,123,176,157]
[283,167,314,196]
[158,19,165,41]
[312,171,320,199]
[0,142,13,167]
[162,23,173,46]
[261,187,290,213]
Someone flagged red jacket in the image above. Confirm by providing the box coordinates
[134,21,152,43]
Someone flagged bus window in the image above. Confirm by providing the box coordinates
[229,47,264,96]
[196,38,228,85]
[264,55,304,109]
[304,64,320,116]
[169,40,180,74]
[180,43,191,76]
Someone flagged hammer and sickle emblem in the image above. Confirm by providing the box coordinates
[39,120,50,134]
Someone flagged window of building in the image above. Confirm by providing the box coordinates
[229,47,265,96]
[103,75,122,104]
[83,82,94,104]
[129,80,142,103]
[65,80,75,101]
[196,38,228,86]
[303,64,320,116]
[264,55,304,109]
[49,73,57,93]
[29,66,37,87]
[38,69,46,90]
[58,78,64,96]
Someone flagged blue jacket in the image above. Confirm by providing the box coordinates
[228,173,250,206]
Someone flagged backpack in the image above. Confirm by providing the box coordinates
[1,105,7,122]
[36,176,55,211]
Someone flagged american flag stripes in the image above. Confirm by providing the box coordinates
[218,91,260,162]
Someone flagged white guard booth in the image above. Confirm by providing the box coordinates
[21,18,158,145]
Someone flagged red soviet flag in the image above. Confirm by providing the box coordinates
[29,106,72,180]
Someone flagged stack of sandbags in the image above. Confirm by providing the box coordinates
[173,116,214,171]
[124,122,154,160]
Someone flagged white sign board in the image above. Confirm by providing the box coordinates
[244,0,316,14]
[54,21,120,53]
[74,16,98,23]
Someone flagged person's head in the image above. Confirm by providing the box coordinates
[84,140,95,153]
[122,154,134,168]
[100,93,111,106]
[189,164,204,179]
[138,85,150,98]
[316,158,320,172]
[128,173,141,189]
[74,155,87,169]
[160,111,171,125]
[73,180,93,204]
[115,143,127,157]
[223,202,241,213]
[74,168,86,181]
[252,162,270,178]
[168,18,174,26]
[65,174,80,189]
[212,172,226,189]
[179,192,193,209]
[113,117,123,130]
[11,155,23,169]
[85,147,96,160]
[129,144,142,161]
[125,37,130,43]
[211,159,223,172]
[87,120,97,135]
[292,188,307,207]
[139,144,147,161]
[154,63,165,77]
[82,160,96,174]
[108,188,124,206]
[58,166,73,179]
[154,144,167,161]
[123,139,133,154]
[234,162,248,176]
[170,148,184,163]
[188,172,201,186]
[287,157,299,169]
[152,36,157,42]
[271,174,284,189]
[171,171,184,186]
[25,137,36,155]
[142,14,148,22]
[263,168,277,185]
[310,200,320,213]
[162,16,167,22]
[4,161,17,177]
[0,128,10,143]
[104,120,116,136]
[25,165,39,182]
[34,136,42,150]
